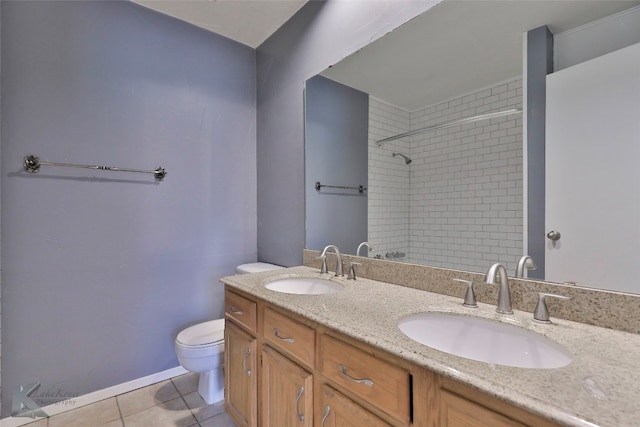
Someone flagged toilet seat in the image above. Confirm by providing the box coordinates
[176,319,224,347]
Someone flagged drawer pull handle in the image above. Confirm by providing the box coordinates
[229,306,244,315]
[321,405,331,426]
[243,348,252,377]
[295,386,305,423]
[338,364,374,387]
[273,328,295,343]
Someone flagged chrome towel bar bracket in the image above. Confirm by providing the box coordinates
[315,181,366,194]
[23,155,167,181]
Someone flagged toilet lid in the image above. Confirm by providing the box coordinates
[176,319,225,346]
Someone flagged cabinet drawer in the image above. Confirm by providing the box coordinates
[439,389,527,427]
[319,334,411,424]
[225,289,257,334]
[319,385,391,427]
[263,307,315,368]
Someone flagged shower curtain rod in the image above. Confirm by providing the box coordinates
[376,108,522,146]
[23,155,167,181]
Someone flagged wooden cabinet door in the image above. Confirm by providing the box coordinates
[225,321,257,427]
[439,389,526,427]
[318,385,391,427]
[261,345,313,427]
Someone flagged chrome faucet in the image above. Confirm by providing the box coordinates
[515,255,536,278]
[356,241,374,257]
[320,245,344,277]
[484,263,513,314]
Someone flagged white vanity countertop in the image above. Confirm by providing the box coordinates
[220,266,640,427]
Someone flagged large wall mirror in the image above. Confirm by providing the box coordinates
[305,0,640,294]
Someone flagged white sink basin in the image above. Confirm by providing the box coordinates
[398,313,571,369]
[265,277,344,295]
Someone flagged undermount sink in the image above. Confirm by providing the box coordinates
[398,313,572,369]
[265,277,344,295]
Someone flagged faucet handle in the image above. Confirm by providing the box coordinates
[317,255,328,274]
[533,292,571,323]
[335,260,345,277]
[347,262,362,280]
[454,279,477,308]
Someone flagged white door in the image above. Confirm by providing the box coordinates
[545,42,640,293]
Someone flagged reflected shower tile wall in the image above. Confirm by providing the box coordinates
[409,78,523,272]
[368,97,411,260]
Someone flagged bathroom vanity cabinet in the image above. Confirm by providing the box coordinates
[224,287,560,427]
[224,291,258,427]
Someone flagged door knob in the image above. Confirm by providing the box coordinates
[546,230,561,241]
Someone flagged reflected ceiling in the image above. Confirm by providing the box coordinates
[321,0,639,110]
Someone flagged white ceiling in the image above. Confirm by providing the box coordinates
[133,0,639,108]
[321,0,640,111]
[132,0,308,48]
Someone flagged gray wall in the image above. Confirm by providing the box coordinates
[1,0,256,416]
[256,0,441,267]
[305,75,368,253]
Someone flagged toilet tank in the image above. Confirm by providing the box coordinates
[236,262,284,274]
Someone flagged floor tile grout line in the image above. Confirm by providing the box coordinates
[171,377,200,427]
[114,394,125,426]
[170,375,233,426]
[21,374,229,427]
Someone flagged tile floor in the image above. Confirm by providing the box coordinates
[21,373,238,427]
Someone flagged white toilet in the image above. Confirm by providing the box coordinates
[175,319,225,404]
[174,262,283,404]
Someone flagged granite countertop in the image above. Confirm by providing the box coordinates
[220,266,640,427]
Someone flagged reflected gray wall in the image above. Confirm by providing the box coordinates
[305,75,368,253]
[1,0,256,416]
[526,25,553,280]
[256,0,440,267]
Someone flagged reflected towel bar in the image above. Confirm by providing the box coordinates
[315,181,366,194]
[23,155,167,181]
[376,108,522,146]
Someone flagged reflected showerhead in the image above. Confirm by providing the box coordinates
[392,152,412,165]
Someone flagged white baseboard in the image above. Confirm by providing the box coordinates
[1,366,189,427]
